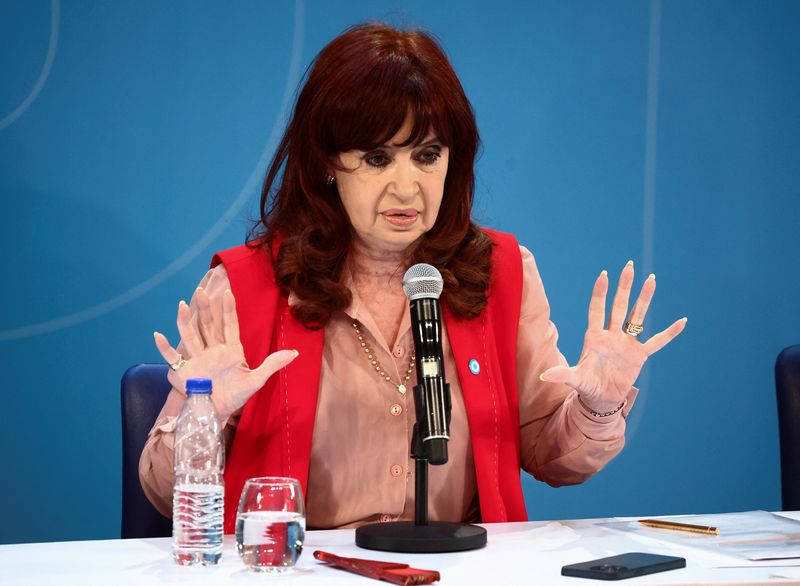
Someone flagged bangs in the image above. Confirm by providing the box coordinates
[321,55,454,154]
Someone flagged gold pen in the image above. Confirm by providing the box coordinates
[638,519,720,536]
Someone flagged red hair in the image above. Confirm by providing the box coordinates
[251,23,492,328]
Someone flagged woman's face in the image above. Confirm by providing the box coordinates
[334,119,449,254]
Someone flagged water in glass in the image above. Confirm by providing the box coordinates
[236,510,306,572]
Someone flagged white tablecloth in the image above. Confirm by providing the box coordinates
[2,517,800,585]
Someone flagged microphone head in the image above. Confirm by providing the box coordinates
[402,263,443,300]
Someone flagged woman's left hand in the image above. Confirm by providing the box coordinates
[539,261,687,413]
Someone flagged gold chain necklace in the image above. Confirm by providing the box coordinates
[351,321,415,395]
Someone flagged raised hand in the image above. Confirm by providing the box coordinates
[153,287,298,420]
[539,261,686,414]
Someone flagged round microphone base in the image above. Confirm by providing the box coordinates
[355,521,487,553]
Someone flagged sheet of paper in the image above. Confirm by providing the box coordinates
[485,521,582,549]
[600,511,800,561]
[769,568,800,579]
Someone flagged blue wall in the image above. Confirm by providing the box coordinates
[1,0,798,544]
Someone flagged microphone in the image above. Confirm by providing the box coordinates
[356,263,486,553]
[402,263,450,466]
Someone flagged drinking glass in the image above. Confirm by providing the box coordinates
[235,477,306,573]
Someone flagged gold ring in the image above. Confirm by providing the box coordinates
[169,356,187,371]
[624,321,644,337]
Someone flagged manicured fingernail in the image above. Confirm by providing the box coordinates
[648,273,655,280]
[539,373,547,381]
[681,317,688,323]
[600,270,607,276]
[179,300,187,307]
[153,331,159,337]
[626,259,634,267]
[292,349,300,358]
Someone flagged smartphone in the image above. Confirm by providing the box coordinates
[561,552,686,580]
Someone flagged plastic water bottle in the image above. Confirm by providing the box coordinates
[172,378,224,566]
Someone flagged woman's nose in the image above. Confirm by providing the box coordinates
[389,159,419,199]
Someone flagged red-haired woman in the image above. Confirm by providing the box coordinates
[141,23,686,532]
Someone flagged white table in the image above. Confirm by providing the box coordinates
[3,517,800,585]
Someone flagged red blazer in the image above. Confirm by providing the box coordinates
[214,229,527,533]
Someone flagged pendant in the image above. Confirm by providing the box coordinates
[398,384,407,395]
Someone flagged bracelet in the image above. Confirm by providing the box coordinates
[577,394,627,418]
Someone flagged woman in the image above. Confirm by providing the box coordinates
[140,23,686,533]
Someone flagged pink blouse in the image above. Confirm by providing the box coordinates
[139,246,635,527]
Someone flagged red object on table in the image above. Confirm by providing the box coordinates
[313,550,440,585]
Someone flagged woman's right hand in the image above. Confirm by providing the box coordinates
[153,287,298,421]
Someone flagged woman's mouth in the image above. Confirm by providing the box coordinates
[381,209,419,228]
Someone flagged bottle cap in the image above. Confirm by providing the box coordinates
[185,378,213,395]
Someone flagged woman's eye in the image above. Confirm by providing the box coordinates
[364,152,391,167]
[417,149,442,165]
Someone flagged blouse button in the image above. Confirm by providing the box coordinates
[390,464,403,477]
[380,514,392,523]
[390,404,403,416]
[393,346,404,358]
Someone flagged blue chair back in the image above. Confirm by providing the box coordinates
[776,345,800,510]
[120,363,173,538]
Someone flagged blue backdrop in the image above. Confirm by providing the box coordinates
[1,0,798,544]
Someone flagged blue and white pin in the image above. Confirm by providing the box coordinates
[468,358,481,375]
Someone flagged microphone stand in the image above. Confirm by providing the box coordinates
[354,382,487,553]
